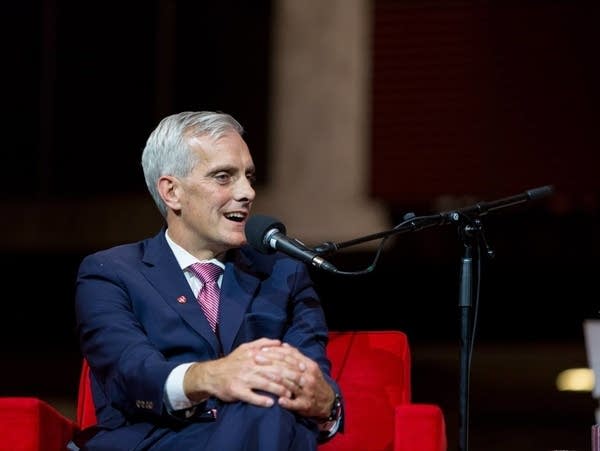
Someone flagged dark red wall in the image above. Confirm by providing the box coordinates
[371,1,599,210]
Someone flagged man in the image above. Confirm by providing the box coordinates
[74,111,343,450]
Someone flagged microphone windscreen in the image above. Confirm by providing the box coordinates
[245,214,286,254]
[526,185,554,201]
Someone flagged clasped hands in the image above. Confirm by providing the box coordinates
[184,338,334,419]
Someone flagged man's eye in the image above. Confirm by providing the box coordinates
[247,174,257,185]
[215,173,231,183]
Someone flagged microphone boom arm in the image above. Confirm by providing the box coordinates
[313,185,553,256]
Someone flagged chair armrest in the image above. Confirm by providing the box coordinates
[394,403,447,451]
[0,397,77,451]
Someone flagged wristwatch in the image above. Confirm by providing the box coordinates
[318,392,342,425]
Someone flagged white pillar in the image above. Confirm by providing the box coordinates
[253,0,389,247]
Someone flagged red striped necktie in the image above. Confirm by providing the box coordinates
[189,263,223,332]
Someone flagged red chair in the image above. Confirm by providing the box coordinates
[321,331,447,451]
[0,330,447,451]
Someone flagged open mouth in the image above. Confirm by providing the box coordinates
[224,212,247,223]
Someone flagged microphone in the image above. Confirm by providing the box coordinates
[526,185,554,201]
[245,215,338,273]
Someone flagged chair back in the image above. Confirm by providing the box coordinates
[320,331,412,450]
[76,331,416,451]
[76,359,96,430]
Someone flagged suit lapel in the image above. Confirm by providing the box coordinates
[218,260,260,354]
[140,231,221,353]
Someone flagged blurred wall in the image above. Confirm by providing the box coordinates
[2,4,599,449]
[253,0,389,245]
[1,0,598,354]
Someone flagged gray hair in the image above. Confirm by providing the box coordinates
[141,111,244,217]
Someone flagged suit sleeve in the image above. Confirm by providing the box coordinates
[75,253,180,422]
[278,259,344,441]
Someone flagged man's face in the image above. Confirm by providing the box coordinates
[173,131,256,257]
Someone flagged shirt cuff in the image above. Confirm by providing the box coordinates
[164,362,195,411]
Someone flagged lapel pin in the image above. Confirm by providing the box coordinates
[177,295,187,304]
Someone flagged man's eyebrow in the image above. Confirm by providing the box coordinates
[207,164,255,175]
[208,164,237,173]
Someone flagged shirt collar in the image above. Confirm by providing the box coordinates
[164,229,225,271]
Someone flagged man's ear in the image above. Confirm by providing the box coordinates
[158,175,181,212]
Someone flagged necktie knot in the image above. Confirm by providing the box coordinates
[189,262,223,284]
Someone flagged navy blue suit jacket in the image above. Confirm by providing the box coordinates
[75,228,339,447]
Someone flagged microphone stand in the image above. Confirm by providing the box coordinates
[313,185,553,451]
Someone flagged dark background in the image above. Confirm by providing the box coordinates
[2,1,599,450]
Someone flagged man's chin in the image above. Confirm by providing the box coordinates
[224,233,246,249]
